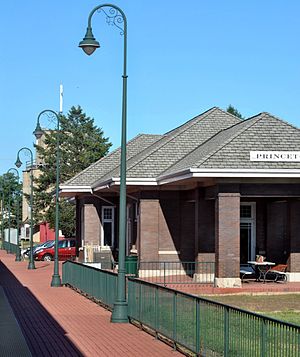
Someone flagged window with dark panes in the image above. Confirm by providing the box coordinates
[102,206,114,247]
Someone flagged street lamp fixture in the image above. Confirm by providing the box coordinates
[80,3,128,323]
[7,168,21,262]
[79,27,100,55]
[33,109,62,287]
[15,147,35,270]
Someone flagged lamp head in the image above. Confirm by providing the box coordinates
[15,157,22,168]
[33,122,44,139]
[79,27,100,55]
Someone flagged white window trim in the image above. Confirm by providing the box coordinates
[240,202,256,261]
[101,206,114,248]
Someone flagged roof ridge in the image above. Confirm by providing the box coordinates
[261,112,300,131]
[196,113,268,167]
[120,107,237,175]
[163,107,219,135]
[158,114,244,176]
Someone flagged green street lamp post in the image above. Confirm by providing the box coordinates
[6,173,12,254]
[33,109,62,287]
[7,168,21,261]
[79,3,128,323]
[15,147,35,270]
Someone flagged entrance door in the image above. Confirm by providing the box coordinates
[240,203,256,264]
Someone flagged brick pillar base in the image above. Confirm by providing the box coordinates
[215,193,241,288]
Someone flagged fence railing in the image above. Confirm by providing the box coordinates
[62,261,300,356]
[138,261,215,285]
[3,242,18,255]
[62,260,117,309]
[128,278,300,357]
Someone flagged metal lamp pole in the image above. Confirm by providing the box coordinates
[7,168,21,261]
[15,147,35,270]
[6,173,12,254]
[33,109,62,287]
[79,3,128,323]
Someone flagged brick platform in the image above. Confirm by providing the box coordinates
[0,251,181,357]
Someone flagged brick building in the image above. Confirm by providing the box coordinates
[60,107,300,287]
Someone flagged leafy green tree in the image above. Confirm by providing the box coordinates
[226,105,244,119]
[34,106,112,237]
[0,173,22,230]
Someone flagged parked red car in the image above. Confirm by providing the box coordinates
[34,239,76,261]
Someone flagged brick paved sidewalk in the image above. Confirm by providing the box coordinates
[0,250,181,357]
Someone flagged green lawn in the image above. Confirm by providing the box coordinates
[208,294,300,325]
[129,283,300,356]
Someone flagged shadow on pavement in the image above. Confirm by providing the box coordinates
[0,261,84,357]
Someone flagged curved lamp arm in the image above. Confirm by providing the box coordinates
[15,147,33,168]
[79,3,127,75]
[33,109,60,139]
[7,168,20,181]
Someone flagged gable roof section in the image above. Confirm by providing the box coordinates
[64,133,163,187]
[96,107,241,183]
[160,112,300,179]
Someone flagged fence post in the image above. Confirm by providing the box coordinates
[155,285,158,339]
[163,262,166,287]
[261,319,266,357]
[196,299,200,355]
[224,306,229,357]
[139,282,142,328]
[173,292,177,351]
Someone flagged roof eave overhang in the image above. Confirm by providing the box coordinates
[158,168,300,185]
[60,168,300,195]
[59,185,92,197]
[93,177,158,191]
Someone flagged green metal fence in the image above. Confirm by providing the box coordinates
[62,261,300,356]
[62,260,117,309]
[3,242,18,254]
[138,261,215,285]
[128,278,300,357]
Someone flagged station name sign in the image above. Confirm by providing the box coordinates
[250,151,300,162]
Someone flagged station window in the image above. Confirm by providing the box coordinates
[102,206,114,247]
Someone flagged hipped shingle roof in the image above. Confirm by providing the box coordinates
[63,107,300,189]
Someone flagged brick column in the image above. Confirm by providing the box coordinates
[139,199,159,261]
[214,193,241,288]
[83,204,101,246]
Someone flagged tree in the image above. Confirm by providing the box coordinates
[0,173,22,230]
[34,106,112,237]
[226,105,244,119]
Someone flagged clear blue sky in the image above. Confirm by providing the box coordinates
[1,0,299,174]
